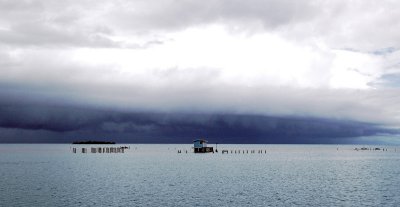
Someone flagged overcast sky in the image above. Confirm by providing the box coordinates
[1,0,400,143]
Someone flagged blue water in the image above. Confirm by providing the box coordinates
[1,144,399,206]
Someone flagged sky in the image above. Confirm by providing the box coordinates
[1,0,400,143]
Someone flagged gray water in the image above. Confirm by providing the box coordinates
[1,144,399,207]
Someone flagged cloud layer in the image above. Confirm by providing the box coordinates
[1,0,400,142]
[0,95,395,143]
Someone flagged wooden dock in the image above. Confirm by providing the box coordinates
[177,148,269,154]
[72,146,129,154]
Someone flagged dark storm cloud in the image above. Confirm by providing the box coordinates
[0,94,396,143]
[1,73,400,127]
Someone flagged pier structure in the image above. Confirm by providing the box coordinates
[177,147,268,154]
[72,146,129,154]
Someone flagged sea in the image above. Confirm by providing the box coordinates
[1,144,399,207]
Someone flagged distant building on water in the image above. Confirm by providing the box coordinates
[193,139,213,153]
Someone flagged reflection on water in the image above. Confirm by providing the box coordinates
[1,144,400,206]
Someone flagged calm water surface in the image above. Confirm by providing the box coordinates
[1,144,399,206]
